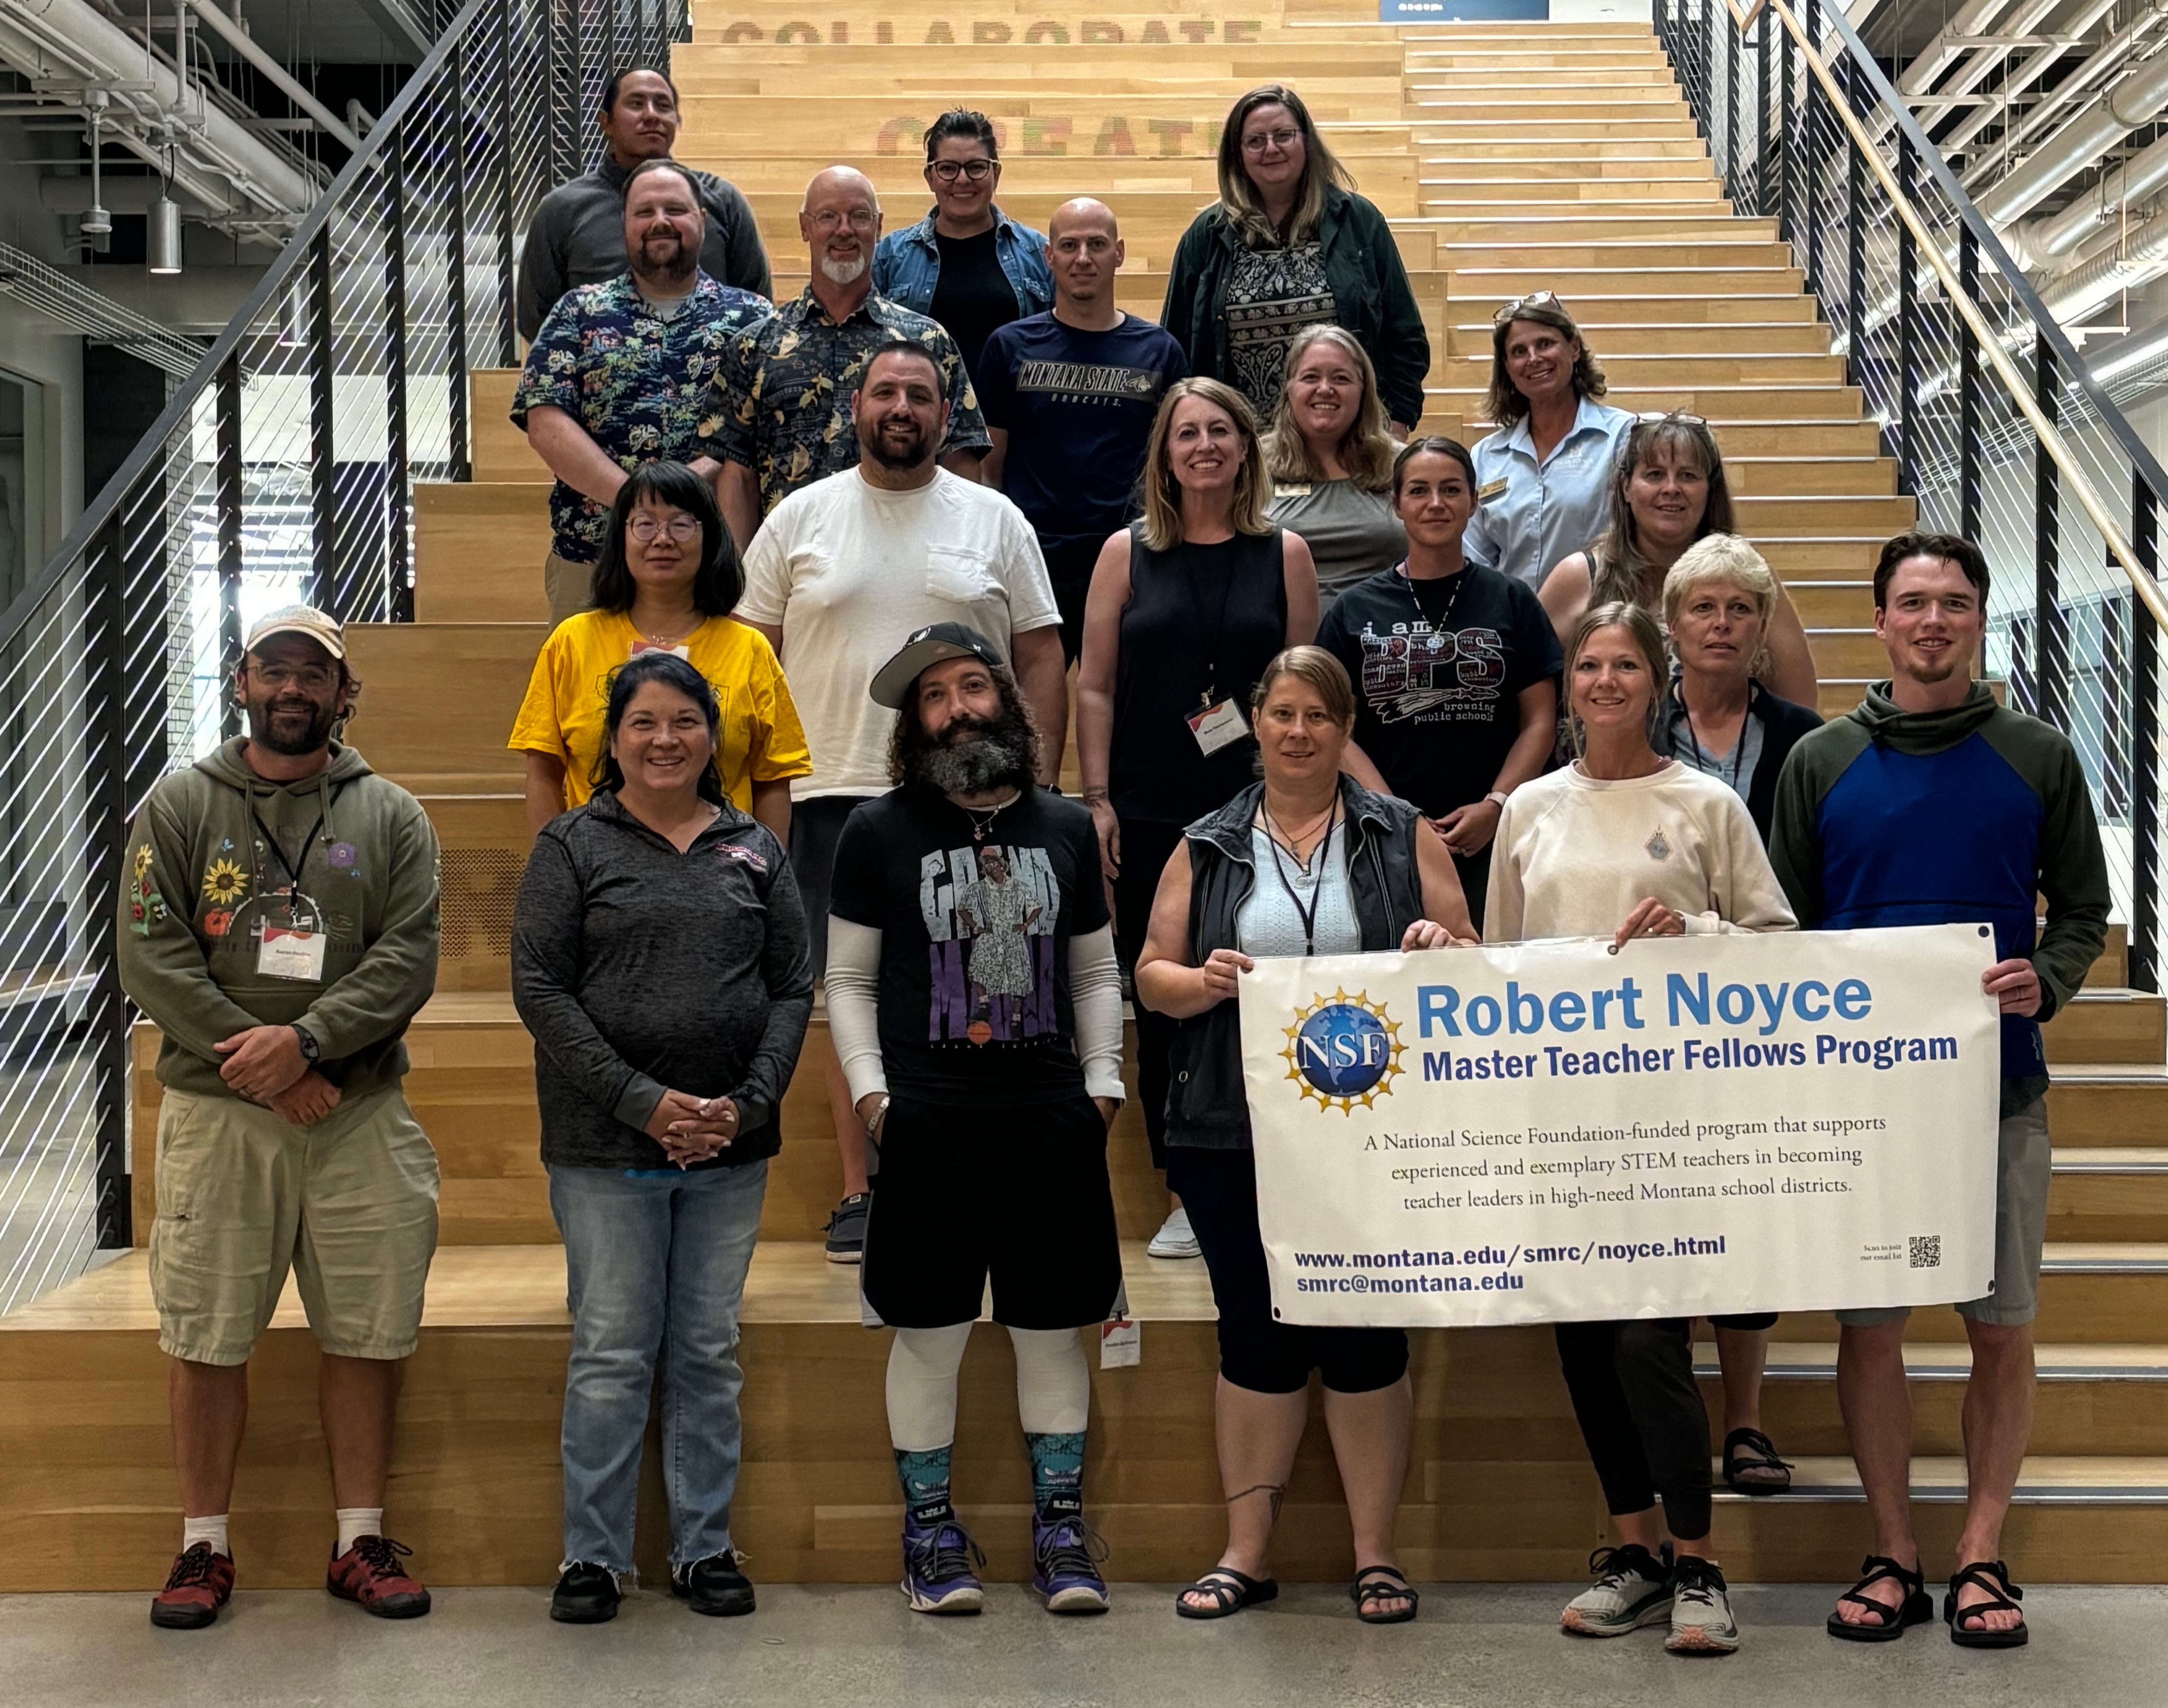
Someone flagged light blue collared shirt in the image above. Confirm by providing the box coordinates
[1463,396,1635,590]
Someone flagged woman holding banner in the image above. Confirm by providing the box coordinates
[1134,646,1474,1626]
[1486,602,1794,1657]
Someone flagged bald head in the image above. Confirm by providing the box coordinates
[1045,198,1125,322]
[802,166,881,288]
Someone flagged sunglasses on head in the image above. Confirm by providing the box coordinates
[1493,289,1564,324]
[1636,410,1710,428]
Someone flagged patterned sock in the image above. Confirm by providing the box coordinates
[894,1445,955,1527]
[1025,1431,1086,1521]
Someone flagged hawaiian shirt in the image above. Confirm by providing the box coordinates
[510,270,771,563]
[697,286,990,515]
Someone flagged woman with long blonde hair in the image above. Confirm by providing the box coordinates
[1264,325,1405,611]
[1075,378,1318,1260]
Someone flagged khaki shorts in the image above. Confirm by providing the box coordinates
[1835,1097,2051,1330]
[148,1085,440,1366]
[544,551,592,629]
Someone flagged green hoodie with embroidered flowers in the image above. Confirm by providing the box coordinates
[117,736,441,1101]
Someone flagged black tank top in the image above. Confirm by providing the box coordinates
[1110,521,1288,824]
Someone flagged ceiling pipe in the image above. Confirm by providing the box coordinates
[1940,0,2122,162]
[2037,205,2168,322]
[182,0,360,152]
[1976,51,2168,229]
[2026,130,2168,263]
[1962,5,2168,188]
[1898,0,2014,97]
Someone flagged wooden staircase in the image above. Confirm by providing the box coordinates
[6,3,2168,1593]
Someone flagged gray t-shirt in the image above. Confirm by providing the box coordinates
[1267,477,1407,607]
[1665,692,1767,804]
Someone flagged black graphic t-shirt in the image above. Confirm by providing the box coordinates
[1315,562,1564,818]
[829,784,1109,1104]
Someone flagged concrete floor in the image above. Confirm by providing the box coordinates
[4,1582,2163,1707]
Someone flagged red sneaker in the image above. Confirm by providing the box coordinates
[327,1535,432,1618]
[150,1542,235,1629]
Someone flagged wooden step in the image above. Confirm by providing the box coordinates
[1419,155,1715,182]
[1446,322,1832,359]
[413,485,550,618]
[2049,1069,2168,1144]
[1432,385,1867,424]
[2046,989,2168,1066]
[1449,264,1803,293]
[343,621,544,793]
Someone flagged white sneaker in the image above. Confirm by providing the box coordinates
[1147,1207,1201,1259]
[1665,1556,1739,1654]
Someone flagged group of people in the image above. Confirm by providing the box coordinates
[111,61,2111,1664]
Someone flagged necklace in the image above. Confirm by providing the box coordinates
[633,610,702,649]
[1678,685,1747,791]
[1260,796,1340,955]
[1397,560,1468,633]
[1260,796,1337,868]
[957,788,1020,843]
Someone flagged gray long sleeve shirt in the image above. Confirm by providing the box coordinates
[516,154,772,341]
[512,789,811,1170]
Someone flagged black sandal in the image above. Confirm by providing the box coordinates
[1350,1564,1420,1625]
[1174,1567,1279,1620]
[1826,1555,1933,1642]
[1945,1559,2028,1648]
[1722,1427,1794,1494]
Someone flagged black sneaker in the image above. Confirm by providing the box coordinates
[825,1192,871,1264]
[550,1561,621,1624]
[672,1551,756,1617]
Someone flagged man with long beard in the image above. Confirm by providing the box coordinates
[701,165,990,550]
[740,344,1065,1263]
[118,607,443,1630]
[823,623,1124,1616]
[513,157,771,626]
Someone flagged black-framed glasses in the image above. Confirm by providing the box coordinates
[929,159,995,183]
[1493,289,1563,323]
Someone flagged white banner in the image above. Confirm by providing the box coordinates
[1238,925,2001,1327]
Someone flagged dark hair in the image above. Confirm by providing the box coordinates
[1873,530,1990,609]
[885,657,1041,786]
[924,108,998,162]
[1589,413,1736,607]
[1485,298,1607,428]
[601,65,677,113]
[1391,434,1477,498]
[588,462,743,617]
[621,157,701,203]
[856,339,944,394]
[592,650,726,805]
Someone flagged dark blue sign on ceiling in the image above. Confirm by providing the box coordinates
[1381,0,1551,18]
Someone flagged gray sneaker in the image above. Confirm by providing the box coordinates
[1561,1544,1673,1636]
[1666,1556,1740,1654]
[824,1192,870,1264]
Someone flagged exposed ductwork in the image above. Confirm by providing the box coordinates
[2024,131,2168,264]
[183,1,362,153]
[1898,0,2015,97]
[1939,0,2125,166]
[2037,203,2168,323]
[1976,49,2168,229]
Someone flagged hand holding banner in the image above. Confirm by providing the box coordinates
[1237,925,2000,1328]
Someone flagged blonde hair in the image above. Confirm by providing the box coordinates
[1564,600,1668,755]
[1138,378,1272,552]
[1662,533,1777,679]
[1250,644,1356,728]
[1263,324,1396,491]
[1216,84,1355,248]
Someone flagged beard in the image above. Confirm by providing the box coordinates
[819,254,868,284]
[633,229,695,287]
[862,415,932,469]
[907,702,1034,796]
[246,693,339,757]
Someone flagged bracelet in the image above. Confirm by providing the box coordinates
[863,1093,890,1141]
[1483,790,1511,810]
[1080,787,1109,806]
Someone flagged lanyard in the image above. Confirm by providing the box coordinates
[1677,691,1745,791]
[1182,548,1240,708]
[1397,561,1468,632]
[1263,797,1337,956]
[251,806,325,928]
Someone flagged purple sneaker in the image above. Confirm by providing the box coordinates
[900,1512,985,1615]
[1032,1507,1110,1614]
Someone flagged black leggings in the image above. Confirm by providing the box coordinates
[1111,816,1187,1170]
[1554,1317,1712,1542]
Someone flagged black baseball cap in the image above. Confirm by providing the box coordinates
[869,622,1007,709]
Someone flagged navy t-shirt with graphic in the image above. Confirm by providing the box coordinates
[829,783,1109,1104]
[976,311,1188,550]
[1316,562,1563,819]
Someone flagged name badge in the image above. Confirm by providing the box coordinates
[1188,697,1247,756]
[258,926,327,981]
[1477,477,1510,503]
[1274,482,1312,498]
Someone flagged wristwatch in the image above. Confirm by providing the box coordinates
[291,1023,321,1066]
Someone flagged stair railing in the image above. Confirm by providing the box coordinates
[0,0,687,1313]
[1659,0,2168,999]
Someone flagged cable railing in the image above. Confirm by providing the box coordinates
[0,0,688,1314]
[1658,0,2168,999]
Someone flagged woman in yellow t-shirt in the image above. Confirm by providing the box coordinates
[510,462,810,840]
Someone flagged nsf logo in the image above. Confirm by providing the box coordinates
[1281,988,1404,1113]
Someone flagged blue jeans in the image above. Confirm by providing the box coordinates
[549,1159,768,1573]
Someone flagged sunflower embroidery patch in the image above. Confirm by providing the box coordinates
[201,857,249,905]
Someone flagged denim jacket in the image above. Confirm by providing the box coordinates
[1160,776,1426,1150]
[871,206,1055,319]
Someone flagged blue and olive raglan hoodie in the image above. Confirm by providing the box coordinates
[1768,682,2109,1113]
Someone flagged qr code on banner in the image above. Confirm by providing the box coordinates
[1909,1235,1942,1270]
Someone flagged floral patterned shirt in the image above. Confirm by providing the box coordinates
[697,286,989,515]
[510,270,771,564]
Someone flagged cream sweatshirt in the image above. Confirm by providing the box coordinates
[1485,759,1797,943]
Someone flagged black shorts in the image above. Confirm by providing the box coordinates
[788,793,875,977]
[862,1093,1123,1329]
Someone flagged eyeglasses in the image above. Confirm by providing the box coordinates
[808,209,879,233]
[1242,127,1302,153]
[1635,410,1710,428]
[1493,289,1564,323]
[629,515,702,543]
[250,662,337,691]
[929,159,995,183]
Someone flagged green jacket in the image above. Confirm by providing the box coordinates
[118,738,441,1101]
[1160,184,1431,428]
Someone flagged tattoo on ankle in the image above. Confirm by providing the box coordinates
[1226,1482,1287,1522]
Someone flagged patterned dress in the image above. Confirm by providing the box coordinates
[1223,241,1335,423]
